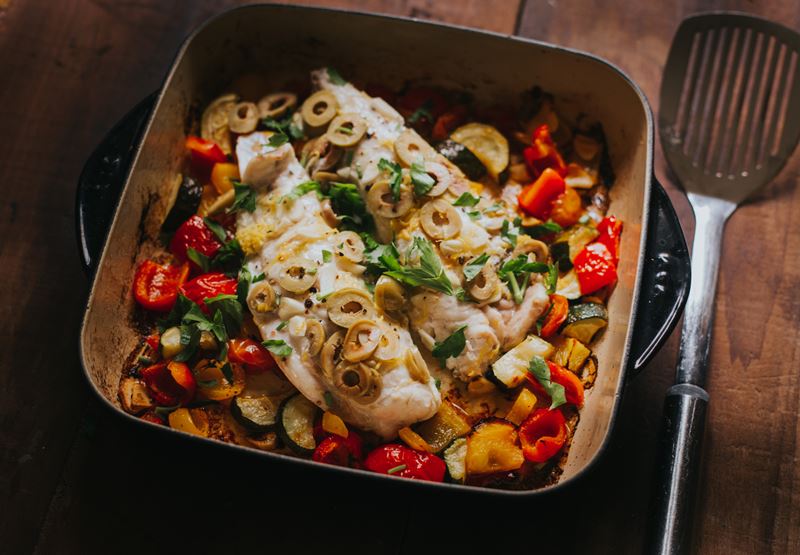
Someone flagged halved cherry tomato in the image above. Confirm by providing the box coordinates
[169,215,223,268]
[539,294,569,338]
[364,443,446,482]
[526,361,584,407]
[312,432,364,467]
[133,260,189,312]
[518,167,566,220]
[185,135,226,171]
[179,272,238,311]
[549,185,583,228]
[432,105,468,142]
[227,338,278,374]
[522,124,567,178]
[210,162,240,195]
[519,408,567,463]
[574,242,618,295]
[140,361,196,406]
[595,216,623,266]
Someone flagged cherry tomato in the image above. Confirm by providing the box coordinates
[227,338,278,374]
[185,135,226,170]
[312,432,364,467]
[595,216,623,266]
[526,361,585,407]
[169,215,223,269]
[518,408,567,463]
[133,260,189,312]
[574,242,618,295]
[140,361,196,406]
[539,294,569,338]
[179,272,238,311]
[364,444,446,482]
[517,168,566,220]
[549,186,583,228]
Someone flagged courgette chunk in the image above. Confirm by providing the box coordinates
[413,400,472,453]
[449,123,509,178]
[436,139,487,181]
[562,303,608,344]
[491,335,554,388]
[443,438,468,483]
[555,269,582,300]
[231,395,279,434]
[278,394,319,455]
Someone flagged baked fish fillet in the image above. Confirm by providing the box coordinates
[235,131,440,438]
[312,69,550,382]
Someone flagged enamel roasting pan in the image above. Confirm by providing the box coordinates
[77,4,690,496]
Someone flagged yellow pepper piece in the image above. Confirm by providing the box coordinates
[168,408,210,437]
[504,389,538,426]
[322,411,349,438]
[399,426,434,453]
[210,162,240,195]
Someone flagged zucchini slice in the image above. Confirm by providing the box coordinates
[231,395,279,434]
[562,303,608,344]
[491,335,554,388]
[413,400,472,453]
[555,269,582,300]
[450,123,509,178]
[278,394,319,455]
[443,437,468,483]
[436,139,487,181]
[465,419,524,476]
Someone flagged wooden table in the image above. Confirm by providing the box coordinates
[1,1,798,553]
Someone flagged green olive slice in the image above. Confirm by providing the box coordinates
[228,101,259,134]
[258,92,297,119]
[301,90,339,129]
[420,199,462,240]
[326,113,367,147]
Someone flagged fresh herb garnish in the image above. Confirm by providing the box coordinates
[203,218,228,243]
[463,253,489,281]
[229,180,256,213]
[263,339,292,357]
[525,219,563,239]
[276,320,289,331]
[204,294,244,337]
[528,355,566,409]
[410,161,435,197]
[453,192,480,207]
[154,405,180,417]
[328,182,373,232]
[378,158,403,202]
[501,219,519,248]
[434,378,442,390]
[336,126,354,135]
[321,250,332,263]
[262,113,304,140]
[281,180,322,203]
[186,248,210,273]
[550,241,573,272]
[327,67,347,86]
[236,267,264,307]
[546,263,558,294]
[407,99,433,124]
[210,238,244,276]
[387,464,408,475]
[267,131,290,148]
[498,255,555,304]
[384,237,455,295]
[431,325,467,360]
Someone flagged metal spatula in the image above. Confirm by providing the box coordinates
[647,12,800,555]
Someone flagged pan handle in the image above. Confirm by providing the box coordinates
[627,178,691,378]
[75,93,157,276]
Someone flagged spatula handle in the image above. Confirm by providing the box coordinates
[646,383,708,554]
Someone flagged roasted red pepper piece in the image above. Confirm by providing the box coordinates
[595,216,623,266]
[140,361,196,406]
[574,242,618,295]
[518,167,566,219]
[523,125,567,178]
[539,294,569,338]
[227,338,278,375]
[519,408,568,463]
[526,361,585,407]
[169,215,223,269]
[364,443,446,482]
[140,411,165,425]
[185,135,226,170]
[133,260,190,312]
[145,332,161,352]
[312,432,364,467]
[179,272,238,312]
[432,105,468,142]
[549,185,583,228]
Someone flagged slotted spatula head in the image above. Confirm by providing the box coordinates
[659,12,800,203]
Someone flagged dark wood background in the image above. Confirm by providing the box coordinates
[1,1,798,553]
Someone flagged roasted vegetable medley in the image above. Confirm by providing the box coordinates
[122,68,623,490]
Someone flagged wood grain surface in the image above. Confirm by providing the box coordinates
[0,1,797,554]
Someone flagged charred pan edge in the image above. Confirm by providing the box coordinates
[78,2,655,497]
